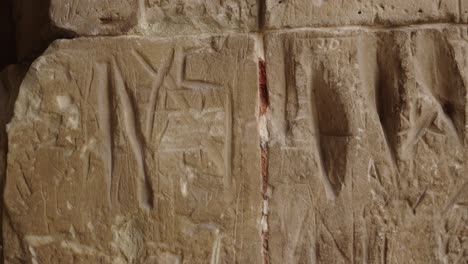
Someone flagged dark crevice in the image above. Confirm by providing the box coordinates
[259,59,269,115]
[11,0,75,64]
[0,2,22,260]
[1,65,27,264]
[259,58,269,264]
[0,0,16,71]
[99,17,117,24]
[258,0,266,31]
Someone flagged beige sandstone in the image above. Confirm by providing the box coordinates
[50,0,258,36]
[3,1,468,264]
[13,0,259,61]
[265,25,468,263]
[4,35,262,263]
[265,0,464,29]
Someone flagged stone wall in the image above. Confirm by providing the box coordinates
[1,1,468,263]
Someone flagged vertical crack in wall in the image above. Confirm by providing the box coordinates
[260,146,269,264]
[259,60,269,115]
[256,1,269,259]
[257,0,266,31]
[458,0,463,22]
[257,30,270,263]
[259,59,270,264]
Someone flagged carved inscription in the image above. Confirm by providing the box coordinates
[265,28,468,264]
[4,36,261,263]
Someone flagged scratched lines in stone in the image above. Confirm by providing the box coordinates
[401,32,465,161]
[433,179,468,263]
[90,44,234,210]
[158,46,234,189]
[114,57,155,210]
[64,0,80,20]
[408,80,462,147]
[92,62,113,206]
[398,101,447,159]
[91,48,175,210]
[92,59,154,210]
[298,38,352,201]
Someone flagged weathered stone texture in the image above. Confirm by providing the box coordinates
[13,0,258,60]
[265,26,468,263]
[265,0,462,29]
[3,0,468,263]
[4,35,261,263]
[50,0,258,35]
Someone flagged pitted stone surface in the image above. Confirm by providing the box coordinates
[4,1,468,263]
[265,26,468,264]
[13,0,259,60]
[4,35,261,263]
[265,0,462,29]
[50,0,258,36]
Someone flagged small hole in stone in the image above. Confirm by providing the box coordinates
[418,9,423,13]
[358,10,362,14]
[99,17,114,23]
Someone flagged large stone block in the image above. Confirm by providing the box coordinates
[265,0,462,29]
[13,0,258,60]
[4,35,262,263]
[50,0,258,36]
[265,26,468,263]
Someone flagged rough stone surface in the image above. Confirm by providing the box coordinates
[265,25,468,263]
[4,35,261,263]
[4,1,468,263]
[12,0,258,60]
[265,0,463,29]
[50,0,258,36]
